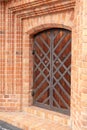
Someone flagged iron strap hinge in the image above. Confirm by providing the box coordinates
[32,50,35,55]
[32,90,35,97]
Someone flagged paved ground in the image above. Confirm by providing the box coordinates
[0,120,22,130]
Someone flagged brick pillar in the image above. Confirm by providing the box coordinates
[71,0,87,130]
[0,2,5,111]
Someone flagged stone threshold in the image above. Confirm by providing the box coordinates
[24,106,70,126]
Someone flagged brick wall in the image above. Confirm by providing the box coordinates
[71,0,87,130]
[0,0,87,130]
[0,2,5,111]
[0,1,22,111]
[0,0,75,112]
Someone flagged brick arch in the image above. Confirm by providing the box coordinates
[22,23,72,110]
[26,23,72,37]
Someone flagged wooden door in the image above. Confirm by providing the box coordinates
[33,28,71,115]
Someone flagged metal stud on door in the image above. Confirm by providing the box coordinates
[33,28,71,115]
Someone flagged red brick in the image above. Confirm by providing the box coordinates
[0,0,87,130]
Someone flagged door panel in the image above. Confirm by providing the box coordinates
[33,31,51,107]
[33,28,71,115]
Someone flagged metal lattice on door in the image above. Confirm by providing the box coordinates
[32,28,71,115]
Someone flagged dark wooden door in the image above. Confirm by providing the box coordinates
[33,28,71,115]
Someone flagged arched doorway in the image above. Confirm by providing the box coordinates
[32,28,71,115]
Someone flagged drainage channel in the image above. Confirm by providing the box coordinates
[0,121,22,130]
